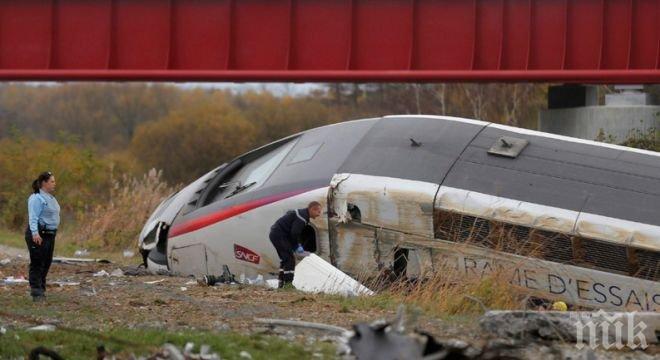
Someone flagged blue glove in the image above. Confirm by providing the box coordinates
[295,244,304,254]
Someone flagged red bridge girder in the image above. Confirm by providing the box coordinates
[0,0,658,83]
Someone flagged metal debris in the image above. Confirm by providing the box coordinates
[199,265,236,286]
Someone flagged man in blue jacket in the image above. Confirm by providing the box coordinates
[269,201,322,287]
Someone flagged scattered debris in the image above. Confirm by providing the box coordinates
[200,265,236,286]
[240,274,265,286]
[180,287,187,291]
[345,317,522,359]
[184,280,197,286]
[0,258,11,266]
[122,249,135,258]
[292,253,374,296]
[27,324,56,332]
[51,280,80,287]
[138,342,221,360]
[3,276,28,284]
[0,326,6,335]
[121,264,151,276]
[239,350,252,359]
[92,270,109,277]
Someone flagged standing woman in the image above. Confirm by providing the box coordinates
[25,171,60,301]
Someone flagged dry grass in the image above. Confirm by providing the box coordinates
[359,264,526,318]
[72,169,175,251]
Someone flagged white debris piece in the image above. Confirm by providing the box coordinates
[144,279,166,284]
[52,280,80,286]
[293,253,374,296]
[3,276,29,284]
[27,324,56,332]
[123,249,135,258]
[0,258,11,265]
[110,268,124,277]
[92,270,109,277]
[265,279,280,289]
[74,249,89,257]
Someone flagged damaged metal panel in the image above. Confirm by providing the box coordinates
[331,222,379,278]
[395,235,660,312]
[435,186,579,235]
[575,213,660,252]
[377,228,435,278]
[434,185,660,253]
[330,173,437,237]
[169,244,208,277]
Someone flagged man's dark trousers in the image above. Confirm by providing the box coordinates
[24,226,56,297]
[269,230,295,287]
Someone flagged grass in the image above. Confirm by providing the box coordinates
[0,227,23,249]
[0,328,336,359]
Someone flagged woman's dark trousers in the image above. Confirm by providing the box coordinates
[24,226,56,298]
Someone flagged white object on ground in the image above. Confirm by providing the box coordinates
[92,270,109,277]
[110,268,124,277]
[265,279,280,289]
[122,250,135,258]
[74,249,89,257]
[3,276,29,284]
[144,279,166,284]
[180,287,187,291]
[0,259,11,265]
[292,253,374,296]
[184,280,197,285]
[27,325,56,332]
[52,280,80,286]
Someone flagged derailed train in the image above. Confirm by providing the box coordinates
[139,115,660,311]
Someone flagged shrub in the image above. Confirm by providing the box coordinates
[72,169,175,251]
[0,136,112,231]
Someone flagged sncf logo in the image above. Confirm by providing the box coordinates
[234,244,260,264]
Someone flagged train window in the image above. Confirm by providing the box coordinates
[212,140,297,201]
[289,142,323,165]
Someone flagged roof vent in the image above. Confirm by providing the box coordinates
[488,136,528,158]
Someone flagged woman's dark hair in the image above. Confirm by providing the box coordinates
[32,171,53,194]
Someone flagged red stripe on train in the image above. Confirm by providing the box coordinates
[168,188,320,238]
